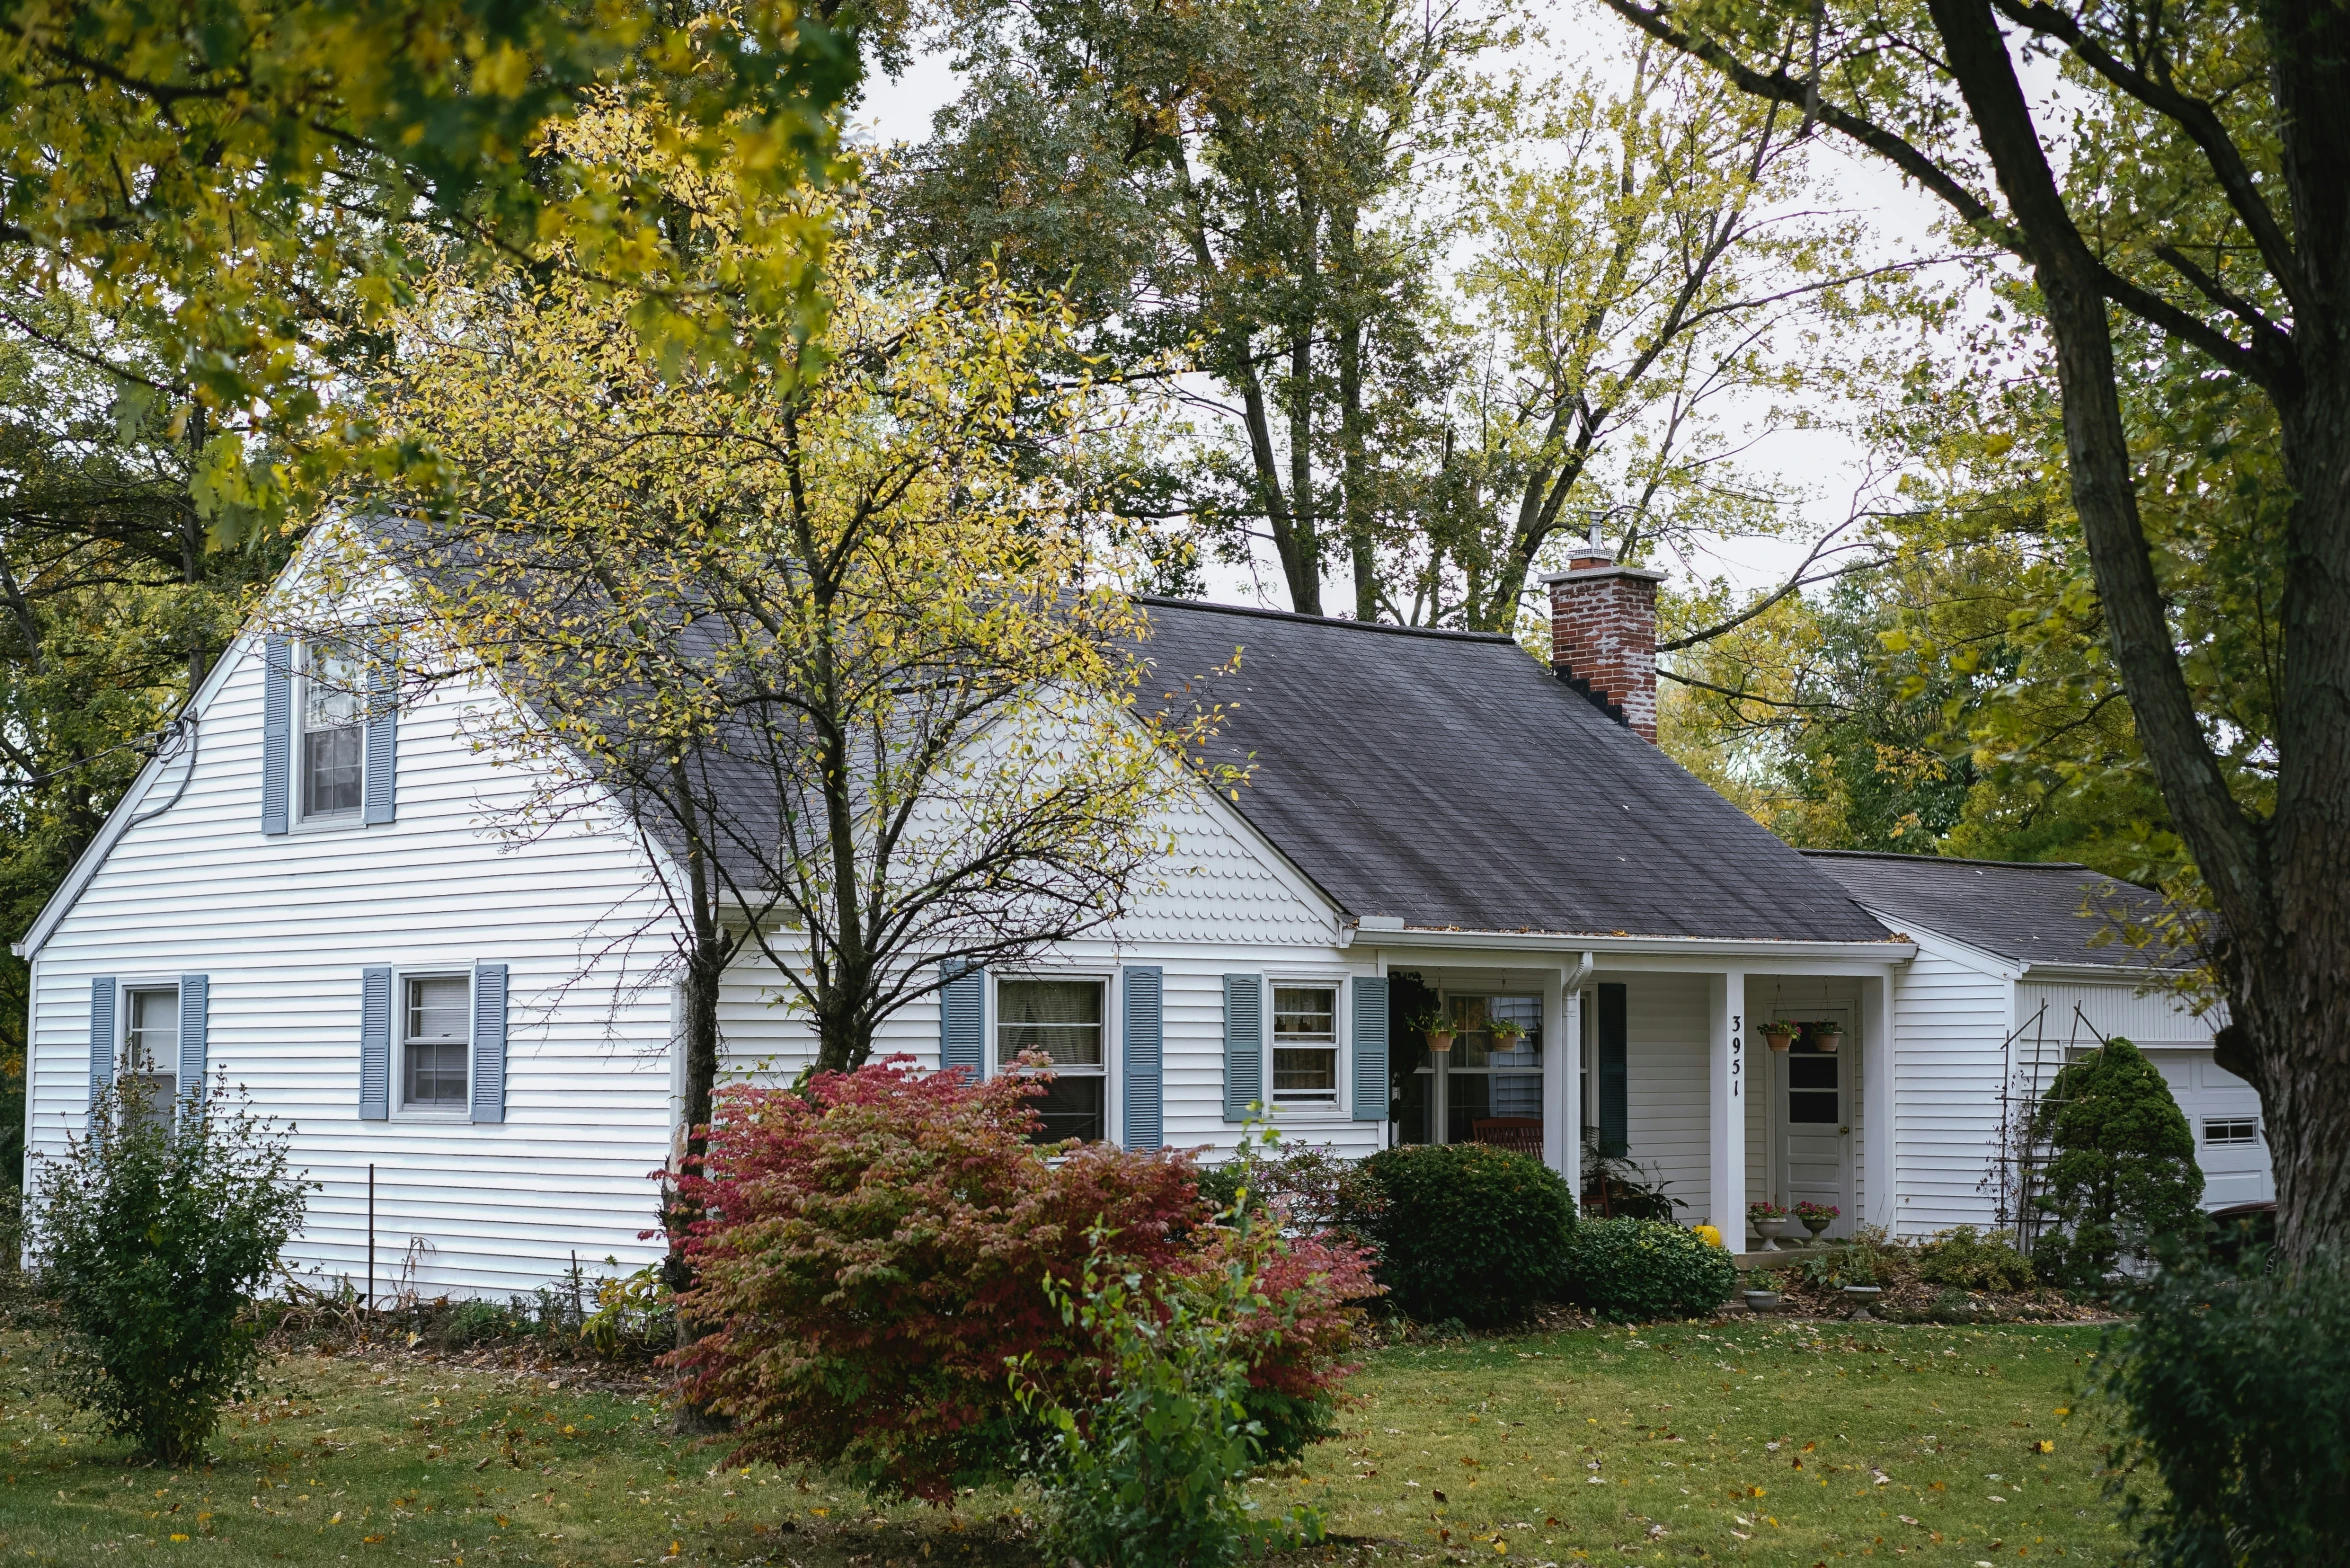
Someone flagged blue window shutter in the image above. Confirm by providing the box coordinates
[359,967,392,1121]
[471,962,508,1124]
[1121,966,1164,1150]
[261,635,292,835]
[88,977,117,1111]
[177,975,210,1112]
[1598,981,1629,1157]
[1221,974,1263,1123]
[939,961,984,1078]
[362,644,397,826]
[1351,975,1389,1122]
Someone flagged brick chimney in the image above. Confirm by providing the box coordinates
[1541,539,1667,742]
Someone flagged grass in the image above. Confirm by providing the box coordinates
[0,1321,2131,1566]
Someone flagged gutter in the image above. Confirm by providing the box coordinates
[1344,923,1915,964]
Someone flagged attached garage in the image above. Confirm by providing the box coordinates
[1807,850,2272,1229]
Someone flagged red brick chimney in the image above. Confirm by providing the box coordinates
[1542,540,1667,742]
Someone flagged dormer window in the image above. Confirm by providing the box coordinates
[300,643,366,820]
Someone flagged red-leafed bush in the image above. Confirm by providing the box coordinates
[668,1057,1372,1500]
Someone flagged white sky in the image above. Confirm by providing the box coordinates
[843,6,1970,614]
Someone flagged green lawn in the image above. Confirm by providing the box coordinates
[0,1321,2131,1565]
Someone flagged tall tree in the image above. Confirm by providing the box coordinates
[0,0,861,541]
[879,0,1509,615]
[1602,0,2350,1252]
[1401,47,1879,631]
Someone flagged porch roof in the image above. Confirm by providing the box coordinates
[1129,598,1895,945]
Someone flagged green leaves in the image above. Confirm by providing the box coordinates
[0,0,863,542]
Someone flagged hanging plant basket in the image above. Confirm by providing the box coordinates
[1762,1025,1795,1053]
[1424,1029,1456,1054]
[1814,1023,1845,1053]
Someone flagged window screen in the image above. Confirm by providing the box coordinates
[302,643,365,818]
[404,975,470,1109]
[1272,986,1337,1103]
[123,986,180,1129]
[998,979,1106,1142]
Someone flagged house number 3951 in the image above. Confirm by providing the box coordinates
[1731,1013,1743,1096]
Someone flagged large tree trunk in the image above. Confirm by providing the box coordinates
[1925,0,2350,1258]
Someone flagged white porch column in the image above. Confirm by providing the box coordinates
[1710,968,1748,1243]
[1551,974,1579,1185]
[1862,971,1898,1234]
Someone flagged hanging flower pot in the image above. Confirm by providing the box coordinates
[1762,1020,1797,1053]
[1424,1028,1456,1054]
[1814,1022,1845,1054]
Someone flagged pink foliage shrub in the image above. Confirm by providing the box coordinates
[668,1056,1373,1501]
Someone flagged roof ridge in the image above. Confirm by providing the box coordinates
[1132,594,1519,645]
[1799,847,2095,872]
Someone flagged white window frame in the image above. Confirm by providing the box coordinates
[292,639,368,831]
[393,968,473,1119]
[2202,1117,2262,1147]
[1266,974,1350,1119]
[989,969,1116,1144]
[1415,986,1545,1145]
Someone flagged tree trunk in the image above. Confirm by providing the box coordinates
[1925,0,2350,1257]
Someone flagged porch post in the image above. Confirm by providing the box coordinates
[1862,971,1898,1235]
[1551,972,1578,1186]
[1709,968,1748,1244]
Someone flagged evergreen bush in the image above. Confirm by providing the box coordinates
[1352,1143,1577,1326]
[2030,1037,2204,1288]
[1563,1218,1737,1321]
[31,1076,310,1464]
[2098,1248,2350,1563]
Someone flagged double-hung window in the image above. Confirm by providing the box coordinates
[122,984,180,1130]
[300,642,366,822]
[997,977,1106,1143]
[403,975,471,1111]
[1272,986,1339,1107]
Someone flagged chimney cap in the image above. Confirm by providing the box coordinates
[1539,562,1669,586]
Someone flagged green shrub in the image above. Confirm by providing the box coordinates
[437,1299,517,1348]
[1563,1219,1736,1321]
[2098,1248,2350,1564]
[1197,1141,1385,1238]
[2031,1037,2204,1289]
[1018,1222,1324,1568]
[31,1076,310,1464]
[1353,1143,1576,1326]
[1916,1226,2037,1292]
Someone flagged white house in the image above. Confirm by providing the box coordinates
[15,532,2245,1301]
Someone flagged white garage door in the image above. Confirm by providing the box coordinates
[2146,1049,2274,1206]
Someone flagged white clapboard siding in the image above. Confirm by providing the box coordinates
[26,631,684,1301]
[1886,933,2015,1236]
[1621,972,1711,1222]
[2014,979,2216,1050]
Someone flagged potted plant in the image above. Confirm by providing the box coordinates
[1748,1199,1794,1250]
[1410,1008,1455,1055]
[1794,1200,1839,1239]
[1813,1020,1845,1053]
[1743,1269,1786,1313]
[1489,1016,1528,1051]
[1762,1019,1799,1053]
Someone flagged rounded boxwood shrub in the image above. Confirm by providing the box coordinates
[1563,1218,1737,1321]
[1353,1143,1576,1327]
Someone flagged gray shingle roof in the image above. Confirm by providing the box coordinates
[1799,849,2181,968]
[1129,598,1893,943]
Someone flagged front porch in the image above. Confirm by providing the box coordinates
[1364,934,1909,1247]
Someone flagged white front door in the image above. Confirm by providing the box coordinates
[1773,1009,1855,1237]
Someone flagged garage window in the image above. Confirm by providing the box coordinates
[2204,1118,2261,1146]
